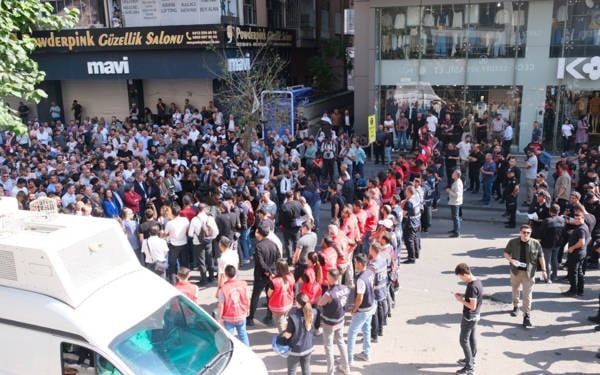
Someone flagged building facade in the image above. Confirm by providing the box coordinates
[13,0,350,125]
[353,0,600,150]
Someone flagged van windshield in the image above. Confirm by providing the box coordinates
[109,296,232,374]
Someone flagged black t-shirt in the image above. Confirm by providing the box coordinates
[568,224,588,253]
[138,220,159,239]
[445,149,459,168]
[463,279,484,319]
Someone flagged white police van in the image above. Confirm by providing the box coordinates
[0,197,266,375]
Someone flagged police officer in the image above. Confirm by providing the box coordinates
[347,253,376,365]
[504,168,519,228]
[402,185,421,264]
[318,269,351,375]
[368,242,389,343]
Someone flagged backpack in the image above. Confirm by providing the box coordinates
[201,213,219,240]
[243,201,256,228]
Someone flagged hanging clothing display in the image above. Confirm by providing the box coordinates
[468,4,480,24]
[394,13,406,29]
[406,7,422,26]
[423,11,435,27]
[495,8,511,25]
[512,10,525,27]
[382,12,393,29]
[452,9,463,28]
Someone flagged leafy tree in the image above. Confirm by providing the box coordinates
[211,41,288,148]
[0,0,78,133]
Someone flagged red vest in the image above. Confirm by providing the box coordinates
[321,247,338,287]
[221,279,250,323]
[300,268,322,304]
[175,281,198,302]
[268,274,295,314]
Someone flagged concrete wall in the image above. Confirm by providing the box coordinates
[61,80,128,122]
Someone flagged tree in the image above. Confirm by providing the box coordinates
[211,40,288,148]
[0,0,78,134]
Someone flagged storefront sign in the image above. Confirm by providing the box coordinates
[121,0,222,27]
[35,50,221,80]
[227,57,251,72]
[87,57,130,75]
[368,114,376,143]
[225,25,295,47]
[557,57,600,80]
[31,25,294,53]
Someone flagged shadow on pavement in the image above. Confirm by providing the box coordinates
[504,346,599,374]
[363,361,458,375]
[406,312,462,328]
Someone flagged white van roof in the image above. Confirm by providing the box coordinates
[0,197,142,308]
[0,269,179,347]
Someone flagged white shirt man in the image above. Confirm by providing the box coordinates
[188,126,200,142]
[426,112,438,133]
[504,124,513,141]
[456,138,472,162]
[280,173,293,195]
[165,216,190,246]
[61,185,77,207]
[383,115,395,134]
[188,210,207,245]
[142,234,169,263]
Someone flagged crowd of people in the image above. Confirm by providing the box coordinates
[3,96,600,372]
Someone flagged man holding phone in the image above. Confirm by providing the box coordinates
[453,263,483,375]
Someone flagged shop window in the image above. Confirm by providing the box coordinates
[243,0,257,25]
[223,0,239,18]
[267,0,285,29]
[546,87,600,137]
[379,84,522,144]
[61,342,122,374]
[550,0,600,57]
[378,2,528,60]
[43,0,107,28]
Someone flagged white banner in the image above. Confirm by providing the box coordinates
[122,0,222,27]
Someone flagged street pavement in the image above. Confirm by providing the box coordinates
[192,157,600,374]
[194,216,599,374]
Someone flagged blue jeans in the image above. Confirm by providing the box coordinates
[459,317,478,370]
[240,228,252,261]
[450,205,461,235]
[224,320,250,346]
[482,177,494,204]
[311,199,321,230]
[384,146,391,164]
[396,130,408,150]
[353,162,365,178]
[347,306,376,362]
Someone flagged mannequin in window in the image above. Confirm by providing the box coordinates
[423,8,435,27]
[434,26,448,57]
[590,92,600,132]
[452,5,463,28]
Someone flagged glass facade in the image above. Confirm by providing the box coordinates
[379,2,529,60]
[44,0,108,28]
[369,0,600,151]
[380,84,522,133]
[550,0,600,57]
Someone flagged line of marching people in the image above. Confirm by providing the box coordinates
[211,209,400,374]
